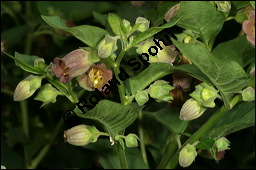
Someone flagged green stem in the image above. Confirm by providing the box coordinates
[115,143,128,169]
[28,119,64,169]
[159,95,243,169]
[21,100,29,137]
[113,50,127,105]
[138,109,149,166]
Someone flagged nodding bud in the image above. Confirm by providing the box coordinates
[34,83,62,106]
[180,98,207,121]
[64,125,100,146]
[190,82,220,108]
[149,80,174,102]
[125,133,139,147]
[215,1,231,13]
[13,75,43,101]
[52,49,93,83]
[164,3,180,22]
[98,34,118,59]
[134,17,150,32]
[123,19,132,34]
[135,90,149,106]
[241,86,255,101]
[215,137,230,152]
[179,144,197,168]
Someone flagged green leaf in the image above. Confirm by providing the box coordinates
[172,39,250,108]
[108,13,125,36]
[145,107,188,134]
[41,15,108,48]
[204,102,255,139]
[212,36,255,67]
[74,100,138,137]
[231,1,251,10]
[4,52,44,74]
[99,148,148,169]
[176,1,225,45]
[195,138,215,149]
[129,17,181,49]
[125,63,211,95]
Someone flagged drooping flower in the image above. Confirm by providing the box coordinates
[242,11,255,46]
[77,63,113,92]
[125,133,139,147]
[215,137,230,152]
[64,124,100,146]
[180,98,207,121]
[164,3,180,22]
[179,143,198,167]
[52,49,93,83]
[136,38,179,65]
[13,75,43,101]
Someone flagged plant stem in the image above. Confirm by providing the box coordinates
[138,109,149,166]
[116,143,128,169]
[1,88,14,97]
[158,95,243,169]
[28,119,64,169]
[113,50,127,105]
[21,100,29,137]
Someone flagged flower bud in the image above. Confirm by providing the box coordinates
[164,3,180,22]
[98,34,118,58]
[64,124,100,146]
[125,133,139,147]
[180,98,207,121]
[34,84,62,105]
[135,90,149,106]
[190,82,220,108]
[77,63,113,92]
[136,38,179,65]
[34,58,47,70]
[215,1,231,13]
[134,17,150,32]
[52,49,93,83]
[215,137,230,152]
[13,75,43,101]
[179,144,197,167]
[149,80,174,102]
[241,86,255,101]
[123,19,132,34]
[242,11,255,46]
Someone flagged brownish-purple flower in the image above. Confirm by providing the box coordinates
[77,63,112,92]
[164,3,180,22]
[242,11,255,46]
[52,49,93,83]
[131,1,145,6]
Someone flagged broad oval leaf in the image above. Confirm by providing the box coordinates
[74,100,138,137]
[172,39,250,108]
[41,15,108,48]
[145,107,188,134]
[129,17,181,49]
[176,1,225,45]
[125,62,211,95]
[212,35,255,67]
[203,101,255,139]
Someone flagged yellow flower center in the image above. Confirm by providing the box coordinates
[88,68,104,88]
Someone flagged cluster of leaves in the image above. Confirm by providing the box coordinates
[1,1,255,169]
